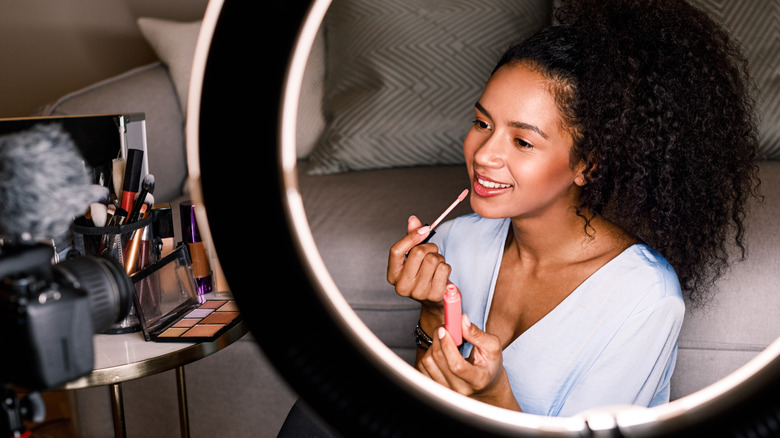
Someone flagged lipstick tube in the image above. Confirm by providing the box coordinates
[180,201,213,295]
[120,149,144,213]
[443,284,463,346]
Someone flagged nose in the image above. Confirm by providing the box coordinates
[469,131,504,169]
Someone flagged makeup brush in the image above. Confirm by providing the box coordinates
[97,203,118,254]
[128,174,155,223]
[112,157,125,201]
[124,204,150,275]
[90,202,108,228]
[75,207,94,227]
[108,207,128,227]
[105,203,116,224]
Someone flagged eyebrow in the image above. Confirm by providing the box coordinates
[475,102,549,140]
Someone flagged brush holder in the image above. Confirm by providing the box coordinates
[72,214,158,333]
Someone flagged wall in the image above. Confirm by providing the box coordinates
[0,0,209,118]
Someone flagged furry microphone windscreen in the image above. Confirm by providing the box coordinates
[0,123,95,241]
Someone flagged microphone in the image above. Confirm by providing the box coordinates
[0,123,98,242]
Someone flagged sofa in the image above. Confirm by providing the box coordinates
[31,0,780,436]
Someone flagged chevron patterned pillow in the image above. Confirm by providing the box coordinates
[306,0,553,175]
[688,0,780,159]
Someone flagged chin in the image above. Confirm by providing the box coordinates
[470,200,509,220]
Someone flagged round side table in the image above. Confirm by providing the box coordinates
[63,294,248,438]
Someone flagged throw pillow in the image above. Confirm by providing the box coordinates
[687,0,780,160]
[137,17,202,115]
[307,0,553,174]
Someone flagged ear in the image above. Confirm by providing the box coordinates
[573,153,597,187]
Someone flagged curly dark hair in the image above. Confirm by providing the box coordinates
[494,0,761,307]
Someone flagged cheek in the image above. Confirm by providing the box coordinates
[463,131,478,170]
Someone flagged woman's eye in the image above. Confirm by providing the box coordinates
[472,119,491,131]
[515,138,533,149]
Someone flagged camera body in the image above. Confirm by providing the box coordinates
[0,242,132,390]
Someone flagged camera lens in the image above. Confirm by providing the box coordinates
[52,255,133,331]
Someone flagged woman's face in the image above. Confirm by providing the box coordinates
[464,63,584,221]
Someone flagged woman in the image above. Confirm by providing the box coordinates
[387,0,760,416]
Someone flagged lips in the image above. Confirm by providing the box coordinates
[473,173,512,197]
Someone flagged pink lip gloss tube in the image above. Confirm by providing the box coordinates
[443,284,463,346]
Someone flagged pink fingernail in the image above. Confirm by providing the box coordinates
[418,225,431,235]
[438,327,446,339]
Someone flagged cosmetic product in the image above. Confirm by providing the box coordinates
[433,189,469,230]
[411,189,469,252]
[443,284,463,346]
[90,202,108,227]
[109,207,128,227]
[151,203,174,239]
[128,174,155,223]
[180,201,213,295]
[120,148,144,213]
[112,157,125,201]
[123,206,149,275]
[130,243,242,342]
[104,203,116,227]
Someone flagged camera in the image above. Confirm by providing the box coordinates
[0,241,133,390]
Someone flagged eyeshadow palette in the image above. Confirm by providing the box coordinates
[152,298,242,342]
[130,243,242,342]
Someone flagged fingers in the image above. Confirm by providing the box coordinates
[387,216,432,284]
[395,250,451,302]
[461,313,501,357]
[407,214,423,234]
[419,326,473,395]
[418,314,505,397]
[388,216,451,302]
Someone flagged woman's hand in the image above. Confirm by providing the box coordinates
[387,215,451,309]
[418,308,522,411]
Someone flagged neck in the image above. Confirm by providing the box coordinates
[508,206,602,267]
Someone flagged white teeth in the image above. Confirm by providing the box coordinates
[477,177,511,189]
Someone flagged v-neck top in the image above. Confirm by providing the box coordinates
[431,214,684,416]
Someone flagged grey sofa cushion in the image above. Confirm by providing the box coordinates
[671,160,780,399]
[35,62,188,204]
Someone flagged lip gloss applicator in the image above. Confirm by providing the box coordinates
[420,188,469,244]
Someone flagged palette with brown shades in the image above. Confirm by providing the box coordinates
[154,299,242,342]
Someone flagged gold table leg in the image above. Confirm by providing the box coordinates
[109,383,126,438]
[176,366,190,438]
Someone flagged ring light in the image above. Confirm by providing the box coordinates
[187,0,780,436]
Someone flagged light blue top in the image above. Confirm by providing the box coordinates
[430,214,685,417]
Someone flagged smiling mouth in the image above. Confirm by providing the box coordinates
[476,175,512,189]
